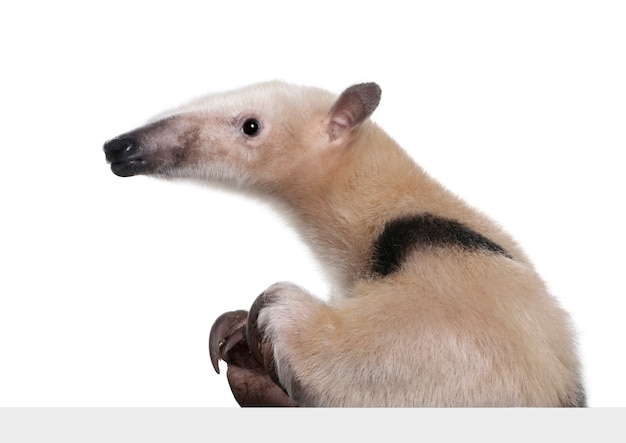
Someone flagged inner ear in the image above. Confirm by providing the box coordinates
[326,82,381,142]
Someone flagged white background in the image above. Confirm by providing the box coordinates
[0,0,624,407]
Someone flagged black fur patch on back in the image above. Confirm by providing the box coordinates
[371,213,512,277]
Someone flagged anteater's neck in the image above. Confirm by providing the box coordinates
[272,124,463,291]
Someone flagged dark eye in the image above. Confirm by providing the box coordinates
[242,118,261,136]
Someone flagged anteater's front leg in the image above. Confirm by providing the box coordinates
[248,282,334,406]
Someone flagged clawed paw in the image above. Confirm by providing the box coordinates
[209,304,296,407]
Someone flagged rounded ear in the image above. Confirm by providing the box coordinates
[326,82,381,142]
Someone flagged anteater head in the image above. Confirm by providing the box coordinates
[103,81,381,191]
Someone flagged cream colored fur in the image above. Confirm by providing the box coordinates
[115,81,584,406]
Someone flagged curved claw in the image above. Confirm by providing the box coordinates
[209,310,248,374]
[246,290,280,385]
[246,295,265,367]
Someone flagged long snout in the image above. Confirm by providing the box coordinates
[103,135,148,177]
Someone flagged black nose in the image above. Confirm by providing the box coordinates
[104,136,138,162]
[103,136,146,177]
